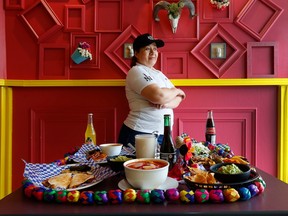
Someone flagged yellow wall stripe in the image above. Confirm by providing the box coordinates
[1,78,288,87]
[0,87,12,199]
[278,86,288,182]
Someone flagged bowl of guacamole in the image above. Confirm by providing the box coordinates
[210,163,251,183]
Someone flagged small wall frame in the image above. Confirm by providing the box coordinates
[247,42,278,78]
[123,43,133,59]
[210,43,226,59]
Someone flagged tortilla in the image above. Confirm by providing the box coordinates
[88,150,107,162]
[46,173,72,189]
[69,173,95,188]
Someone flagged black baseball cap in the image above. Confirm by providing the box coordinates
[133,33,164,51]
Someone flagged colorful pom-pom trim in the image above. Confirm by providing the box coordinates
[22,178,265,205]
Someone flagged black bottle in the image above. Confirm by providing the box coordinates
[160,114,176,170]
[205,110,216,144]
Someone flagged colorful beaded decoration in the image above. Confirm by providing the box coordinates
[22,177,266,205]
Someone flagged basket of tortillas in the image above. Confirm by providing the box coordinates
[23,160,116,191]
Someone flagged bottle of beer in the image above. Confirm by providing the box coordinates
[205,110,216,144]
[160,114,176,170]
[85,113,96,145]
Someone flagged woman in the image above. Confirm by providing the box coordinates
[118,33,186,146]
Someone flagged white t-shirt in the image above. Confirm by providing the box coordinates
[124,63,174,134]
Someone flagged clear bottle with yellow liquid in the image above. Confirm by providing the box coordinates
[85,113,96,145]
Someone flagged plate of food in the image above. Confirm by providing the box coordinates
[69,143,135,165]
[86,149,108,163]
[42,164,102,191]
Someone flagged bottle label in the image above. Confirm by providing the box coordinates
[206,127,216,134]
[160,152,176,169]
[206,134,216,144]
[210,135,216,144]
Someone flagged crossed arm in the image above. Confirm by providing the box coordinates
[141,83,186,109]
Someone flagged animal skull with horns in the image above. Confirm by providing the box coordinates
[153,0,196,34]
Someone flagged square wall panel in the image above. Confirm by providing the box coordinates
[191,24,246,78]
[235,0,283,41]
[39,43,69,79]
[5,0,25,10]
[104,25,141,75]
[82,0,91,4]
[18,0,63,43]
[174,108,257,164]
[70,33,101,69]
[200,0,234,23]
[247,42,278,78]
[29,108,116,163]
[64,5,85,32]
[161,52,188,78]
[94,0,123,32]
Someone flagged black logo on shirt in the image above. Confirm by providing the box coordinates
[143,74,153,82]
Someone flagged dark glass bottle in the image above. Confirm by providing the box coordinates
[205,110,216,144]
[160,114,176,170]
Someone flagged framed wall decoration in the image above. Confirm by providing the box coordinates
[191,24,246,78]
[210,43,226,59]
[123,43,133,59]
[247,42,278,78]
[235,0,284,41]
[19,0,63,43]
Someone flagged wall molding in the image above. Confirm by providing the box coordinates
[18,0,63,43]
[175,108,257,164]
[247,42,278,78]
[94,0,123,32]
[191,24,246,78]
[235,0,284,41]
[1,78,288,87]
[0,87,12,199]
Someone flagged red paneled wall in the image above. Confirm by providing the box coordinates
[3,0,288,79]
[2,0,288,190]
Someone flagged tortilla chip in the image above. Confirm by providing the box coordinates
[207,172,217,184]
[47,173,72,189]
[69,173,95,188]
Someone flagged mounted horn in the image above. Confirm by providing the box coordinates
[153,1,171,22]
[179,0,196,18]
[153,0,196,34]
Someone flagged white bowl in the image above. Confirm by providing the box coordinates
[123,158,169,190]
[99,143,123,156]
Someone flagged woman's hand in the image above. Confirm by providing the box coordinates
[177,88,186,100]
[142,84,185,104]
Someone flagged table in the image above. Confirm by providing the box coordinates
[0,169,288,215]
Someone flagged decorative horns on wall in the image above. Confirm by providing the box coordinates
[153,0,196,34]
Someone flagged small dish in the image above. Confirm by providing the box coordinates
[210,163,251,183]
[99,143,123,156]
[107,155,135,172]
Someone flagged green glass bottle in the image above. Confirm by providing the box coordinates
[160,114,176,170]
